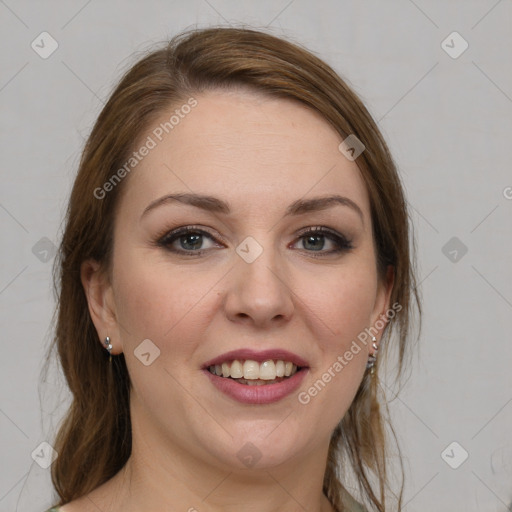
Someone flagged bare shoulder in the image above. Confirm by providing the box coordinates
[56,499,90,512]
[54,474,126,512]
[56,493,106,512]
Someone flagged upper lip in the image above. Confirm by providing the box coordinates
[202,349,309,369]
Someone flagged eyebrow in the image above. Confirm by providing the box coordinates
[141,193,364,223]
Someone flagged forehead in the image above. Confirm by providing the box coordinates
[119,89,370,220]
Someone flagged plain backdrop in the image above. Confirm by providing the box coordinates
[1,1,511,511]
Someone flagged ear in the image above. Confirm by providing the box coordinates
[369,265,395,345]
[80,259,123,355]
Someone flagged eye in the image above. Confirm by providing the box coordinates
[291,226,353,256]
[156,225,353,258]
[157,226,223,256]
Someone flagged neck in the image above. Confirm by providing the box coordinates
[101,412,335,512]
[117,457,335,512]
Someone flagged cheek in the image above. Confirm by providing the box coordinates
[292,259,377,417]
[112,249,214,344]
[110,250,216,412]
[295,259,378,345]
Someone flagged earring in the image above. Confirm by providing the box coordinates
[104,336,113,362]
[366,336,378,373]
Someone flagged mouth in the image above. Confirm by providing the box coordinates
[202,349,309,404]
[207,359,302,386]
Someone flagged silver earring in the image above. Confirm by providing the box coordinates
[104,336,112,361]
[366,336,378,373]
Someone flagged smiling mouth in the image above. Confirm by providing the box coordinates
[208,359,301,386]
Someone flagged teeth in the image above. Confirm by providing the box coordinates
[230,360,243,378]
[259,360,276,380]
[208,359,299,380]
[243,360,260,380]
[221,362,231,378]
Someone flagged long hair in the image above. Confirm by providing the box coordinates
[49,26,420,511]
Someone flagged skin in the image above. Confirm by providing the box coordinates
[71,89,393,512]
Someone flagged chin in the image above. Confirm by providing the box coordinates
[198,420,311,471]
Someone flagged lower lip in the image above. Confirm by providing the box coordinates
[203,368,308,404]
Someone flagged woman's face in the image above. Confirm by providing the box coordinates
[86,89,392,472]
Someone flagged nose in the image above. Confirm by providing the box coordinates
[223,242,295,328]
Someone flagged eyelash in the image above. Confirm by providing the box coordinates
[155,225,353,258]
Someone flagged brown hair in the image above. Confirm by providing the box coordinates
[49,26,420,511]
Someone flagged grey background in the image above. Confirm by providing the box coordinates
[1,1,511,510]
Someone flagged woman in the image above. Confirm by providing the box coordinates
[46,26,420,512]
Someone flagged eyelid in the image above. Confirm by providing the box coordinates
[156,224,353,256]
[156,225,226,248]
[294,225,345,238]
[291,226,354,253]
